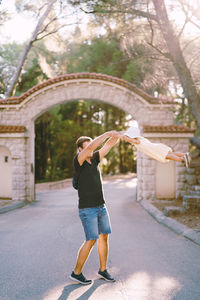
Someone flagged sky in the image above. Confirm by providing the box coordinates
[0,0,89,44]
[0,0,36,43]
[0,0,199,44]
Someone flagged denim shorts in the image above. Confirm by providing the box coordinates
[79,204,111,240]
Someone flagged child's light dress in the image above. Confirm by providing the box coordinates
[124,122,172,163]
[134,137,172,163]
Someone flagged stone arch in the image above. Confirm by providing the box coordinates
[0,73,194,203]
[0,73,174,125]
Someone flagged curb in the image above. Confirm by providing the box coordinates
[140,200,200,246]
[0,201,27,214]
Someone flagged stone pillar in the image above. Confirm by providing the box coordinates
[0,132,28,202]
[136,127,194,202]
[137,152,156,201]
[26,121,35,202]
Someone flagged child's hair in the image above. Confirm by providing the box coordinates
[76,136,92,149]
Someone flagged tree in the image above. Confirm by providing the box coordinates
[15,58,48,95]
[5,0,57,98]
[35,112,52,181]
[69,0,200,133]
[35,99,136,182]
[152,0,200,131]
[0,43,24,97]
[4,0,82,98]
[0,4,8,26]
[62,35,162,93]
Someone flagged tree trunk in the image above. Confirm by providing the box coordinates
[5,0,56,98]
[152,0,200,131]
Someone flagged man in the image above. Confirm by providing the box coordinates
[70,131,120,285]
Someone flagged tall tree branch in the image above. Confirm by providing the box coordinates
[177,17,189,39]
[182,35,200,52]
[5,0,57,98]
[179,0,200,31]
[80,7,158,22]
[35,22,79,41]
[146,41,171,60]
[152,0,200,130]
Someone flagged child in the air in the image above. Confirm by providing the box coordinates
[120,121,191,167]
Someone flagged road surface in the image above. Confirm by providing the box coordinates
[0,177,200,300]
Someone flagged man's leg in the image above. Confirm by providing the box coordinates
[75,206,99,275]
[97,234,109,272]
[74,239,96,274]
[97,205,115,281]
[70,239,96,285]
[97,233,115,282]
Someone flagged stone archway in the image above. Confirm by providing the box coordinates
[0,73,194,203]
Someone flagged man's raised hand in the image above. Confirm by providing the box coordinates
[107,131,122,138]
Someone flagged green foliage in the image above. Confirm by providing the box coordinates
[35,100,136,182]
[0,43,24,96]
[69,0,118,10]
[64,36,155,90]
[15,58,48,95]
[0,39,58,98]
[0,6,9,26]
[174,98,197,132]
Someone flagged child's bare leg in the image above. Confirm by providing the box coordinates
[166,152,184,162]
[172,152,186,158]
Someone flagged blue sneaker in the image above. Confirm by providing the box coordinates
[186,152,191,166]
[183,154,189,168]
[98,269,115,282]
[69,271,92,285]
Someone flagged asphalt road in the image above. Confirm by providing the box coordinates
[0,177,200,300]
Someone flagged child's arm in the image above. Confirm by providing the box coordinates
[119,131,140,145]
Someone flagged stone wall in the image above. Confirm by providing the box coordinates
[184,149,200,192]
[137,134,192,202]
[0,133,28,202]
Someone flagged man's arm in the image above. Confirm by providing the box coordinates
[99,136,119,160]
[99,131,141,161]
[78,131,120,165]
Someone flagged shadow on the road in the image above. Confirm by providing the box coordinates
[58,278,109,300]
